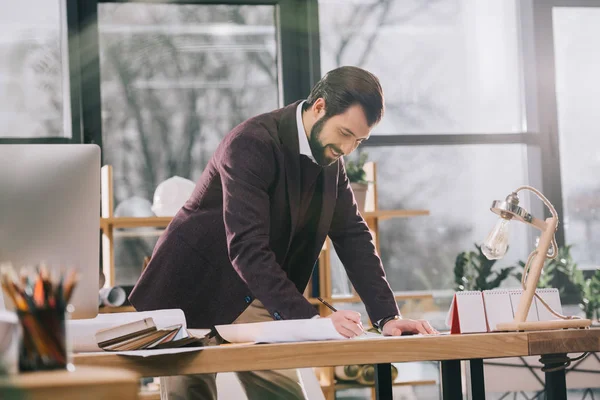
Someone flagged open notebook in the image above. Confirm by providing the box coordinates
[95,318,204,351]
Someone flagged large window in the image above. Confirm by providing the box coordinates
[96,2,280,284]
[319,0,524,134]
[319,0,532,295]
[553,7,600,270]
[0,0,70,138]
[98,3,279,204]
[372,145,531,291]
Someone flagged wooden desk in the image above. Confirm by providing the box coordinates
[74,332,529,375]
[0,366,140,400]
[73,329,600,400]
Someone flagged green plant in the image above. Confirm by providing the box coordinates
[514,245,600,321]
[344,151,368,184]
[581,269,600,321]
[454,243,516,291]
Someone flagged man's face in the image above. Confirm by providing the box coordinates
[308,103,372,166]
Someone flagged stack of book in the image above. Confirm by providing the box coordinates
[95,317,203,351]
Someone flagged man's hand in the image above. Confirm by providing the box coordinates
[381,318,439,336]
[326,310,364,338]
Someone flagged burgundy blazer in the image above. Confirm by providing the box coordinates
[129,102,399,328]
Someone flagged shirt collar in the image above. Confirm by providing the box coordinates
[296,101,317,164]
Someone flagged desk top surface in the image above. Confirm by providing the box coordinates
[73,329,600,377]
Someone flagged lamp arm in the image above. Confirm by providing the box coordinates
[514,216,558,322]
[514,186,582,322]
[515,185,558,259]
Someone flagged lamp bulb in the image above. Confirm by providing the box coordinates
[482,217,510,260]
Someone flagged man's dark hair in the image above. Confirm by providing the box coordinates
[304,66,384,126]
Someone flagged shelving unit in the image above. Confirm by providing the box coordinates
[99,163,432,399]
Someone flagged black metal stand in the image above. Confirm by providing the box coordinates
[469,359,486,400]
[540,353,568,400]
[440,360,463,399]
[374,363,393,400]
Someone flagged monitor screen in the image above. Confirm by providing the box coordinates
[0,144,100,319]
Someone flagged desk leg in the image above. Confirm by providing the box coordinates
[468,359,485,400]
[440,360,462,400]
[540,353,567,400]
[374,363,393,400]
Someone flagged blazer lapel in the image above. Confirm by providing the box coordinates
[278,102,302,250]
[314,162,338,250]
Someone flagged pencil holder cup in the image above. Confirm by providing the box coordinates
[17,308,67,372]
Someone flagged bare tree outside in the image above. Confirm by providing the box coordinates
[0,1,65,138]
[97,4,279,284]
[319,0,528,292]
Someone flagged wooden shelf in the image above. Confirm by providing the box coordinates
[327,292,433,304]
[362,209,429,220]
[100,303,322,313]
[99,209,429,232]
[99,305,136,313]
[335,379,437,390]
[139,392,161,400]
[100,216,172,230]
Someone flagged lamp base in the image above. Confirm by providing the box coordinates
[496,319,592,332]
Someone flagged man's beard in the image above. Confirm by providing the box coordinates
[308,116,337,166]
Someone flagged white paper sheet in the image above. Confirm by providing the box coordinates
[187,328,212,338]
[68,309,187,352]
[215,318,345,343]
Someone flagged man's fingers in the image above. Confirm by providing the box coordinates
[341,320,363,337]
[337,326,355,338]
[421,320,438,334]
[338,324,362,338]
[341,310,362,324]
[414,322,429,335]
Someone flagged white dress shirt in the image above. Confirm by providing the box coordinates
[296,101,318,164]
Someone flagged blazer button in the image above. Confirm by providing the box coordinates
[244,296,252,304]
[273,312,282,320]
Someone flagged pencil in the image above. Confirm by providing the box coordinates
[317,297,337,313]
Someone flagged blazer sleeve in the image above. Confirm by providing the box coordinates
[219,131,318,320]
[327,159,400,323]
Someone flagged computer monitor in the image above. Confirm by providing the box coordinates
[0,144,100,319]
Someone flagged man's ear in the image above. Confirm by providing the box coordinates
[313,98,326,117]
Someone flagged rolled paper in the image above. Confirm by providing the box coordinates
[355,364,398,385]
[392,364,399,381]
[98,286,127,307]
[356,364,375,385]
[334,364,361,381]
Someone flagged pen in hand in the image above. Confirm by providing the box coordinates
[316,297,337,312]
[317,297,365,336]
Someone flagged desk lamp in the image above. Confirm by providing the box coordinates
[482,185,591,331]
